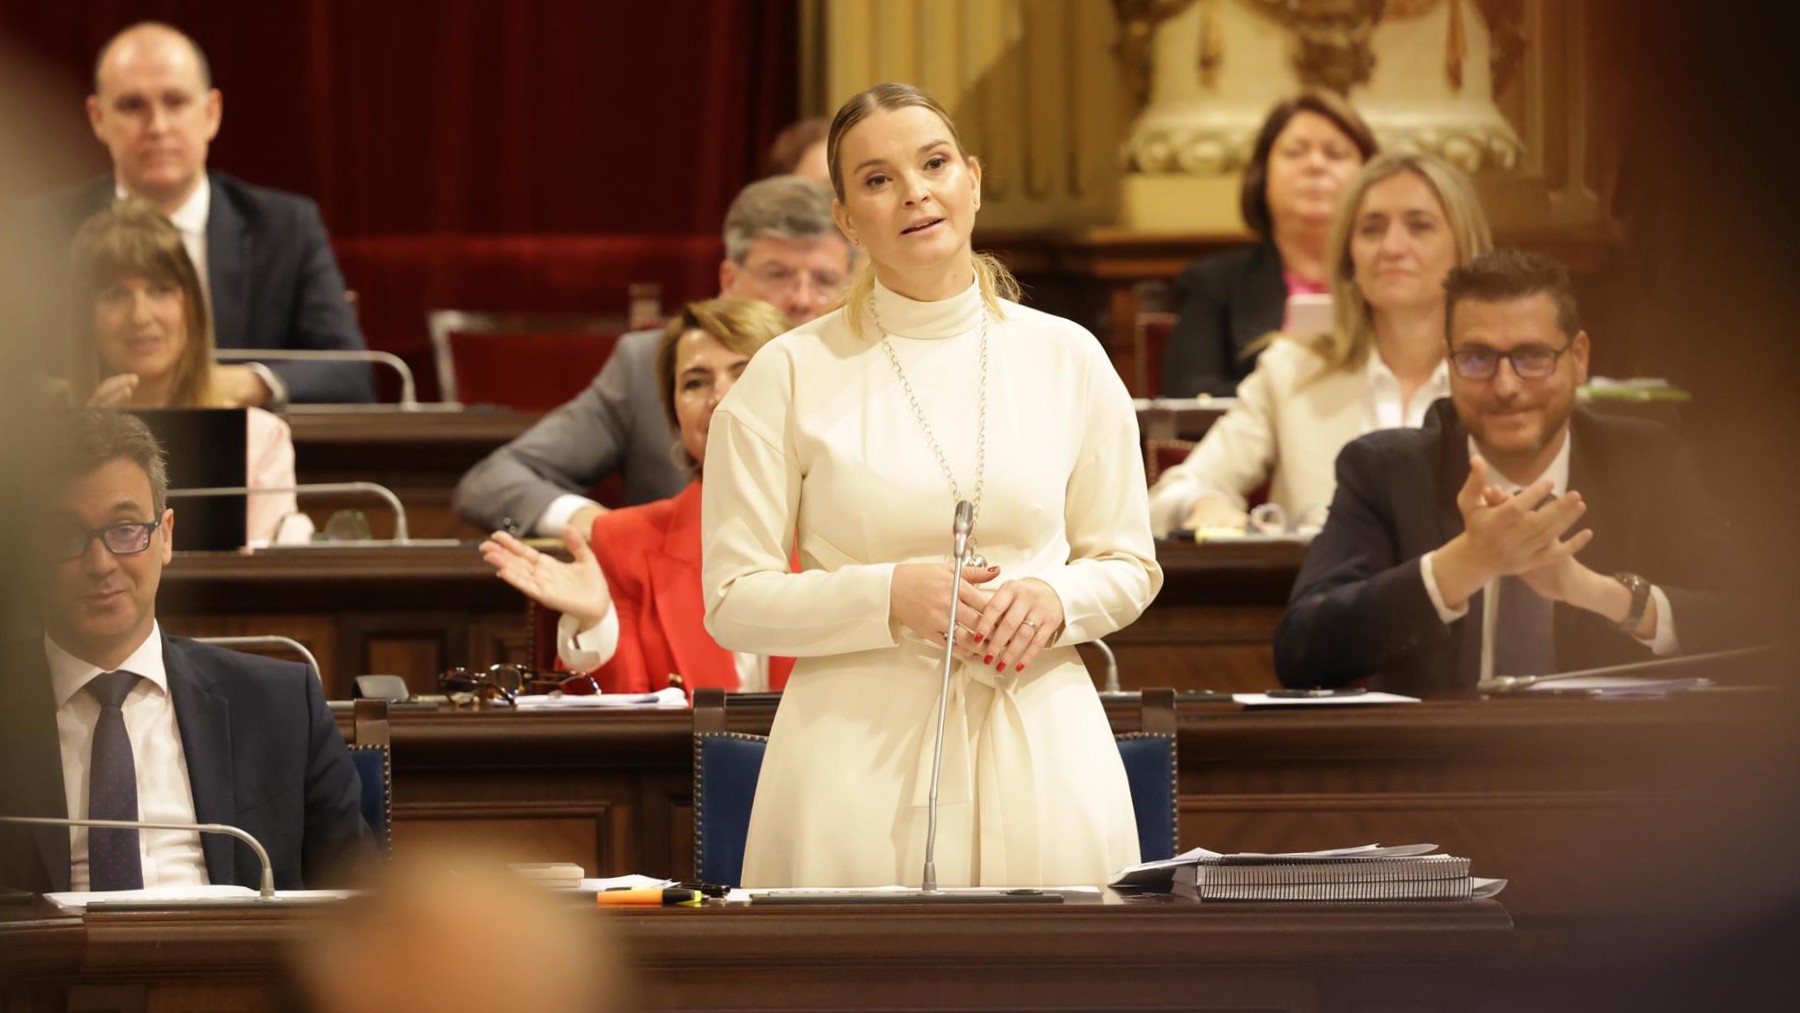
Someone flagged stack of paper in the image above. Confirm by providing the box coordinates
[1112,843,1506,902]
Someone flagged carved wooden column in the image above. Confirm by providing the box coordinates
[799,0,1127,232]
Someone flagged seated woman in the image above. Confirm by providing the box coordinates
[480,298,792,694]
[72,201,311,545]
[1149,151,1493,536]
[1162,90,1378,398]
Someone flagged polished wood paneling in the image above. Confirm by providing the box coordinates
[1,896,1515,1013]
[158,540,1300,699]
[157,546,529,699]
[327,688,1786,935]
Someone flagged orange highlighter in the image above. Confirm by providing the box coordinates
[597,887,703,907]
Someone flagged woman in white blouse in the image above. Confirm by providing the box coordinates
[701,83,1163,888]
[1149,152,1494,536]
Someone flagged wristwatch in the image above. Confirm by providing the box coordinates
[1612,571,1651,633]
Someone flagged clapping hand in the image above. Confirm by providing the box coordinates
[1433,455,1593,608]
[480,527,613,629]
[87,373,139,407]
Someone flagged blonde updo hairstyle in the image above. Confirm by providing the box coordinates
[1287,150,1493,373]
[825,82,1019,335]
[71,199,222,407]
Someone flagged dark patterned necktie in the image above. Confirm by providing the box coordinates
[1492,577,1557,678]
[86,670,144,891]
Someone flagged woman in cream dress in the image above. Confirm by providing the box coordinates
[702,83,1162,888]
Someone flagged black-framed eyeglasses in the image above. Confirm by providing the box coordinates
[1450,343,1572,381]
[54,520,161,561]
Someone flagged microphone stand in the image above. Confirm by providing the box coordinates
[0,815,277,899]
[920,500,973,894]
[213,348,420,410]
[745,501,1060,905]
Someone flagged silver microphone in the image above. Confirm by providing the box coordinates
[921,499,976,893]
[213,348,418,409]
[165,480,423,544]
[0,814,276,899]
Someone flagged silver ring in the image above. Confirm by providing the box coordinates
[1021,618,1040,629]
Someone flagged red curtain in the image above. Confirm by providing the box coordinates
[0,0,799,235]
[1,1,799,396]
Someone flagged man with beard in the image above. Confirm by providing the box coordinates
[1275,249,1739,696]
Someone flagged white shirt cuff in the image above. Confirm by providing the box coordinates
[1636,585,1680,656]
[246,361,289,409]
[1419,551,1470,624]
[556,608,620,674]
[536,494,603,537]
[1148,476,1238,538]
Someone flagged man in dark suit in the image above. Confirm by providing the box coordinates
[1276,249,1739,696]
[0,410,369,893]
[39,22,372,405]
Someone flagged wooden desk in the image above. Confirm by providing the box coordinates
[159,546,535,700]
[0,895,1515,1012]
[332,691,1782,931]
[289,407,536,541]
[158,540,1301,699]
[287,404,1236,542]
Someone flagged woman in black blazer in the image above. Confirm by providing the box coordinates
[1163,91,1378,397]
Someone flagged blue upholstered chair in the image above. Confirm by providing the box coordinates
[350,698,394,854]
[691,685,1180,886]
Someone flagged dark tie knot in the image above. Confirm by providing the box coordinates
[86,670,140,709]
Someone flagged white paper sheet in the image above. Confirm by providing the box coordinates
[1233,691,1420,706]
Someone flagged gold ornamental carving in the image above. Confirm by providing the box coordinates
[1117,0,1530,177]
[1113,0,1529,101]
[1112,0,1200,110]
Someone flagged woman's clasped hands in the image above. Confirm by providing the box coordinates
[889,563,1066,675]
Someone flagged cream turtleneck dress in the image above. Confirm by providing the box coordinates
[701,279,1162,888]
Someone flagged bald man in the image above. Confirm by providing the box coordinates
[36,22,373,405]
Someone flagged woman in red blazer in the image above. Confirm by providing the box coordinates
[481,298,794,694]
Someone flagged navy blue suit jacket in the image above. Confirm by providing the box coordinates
[41,173,374,404]
[0,634,370,892]
[1274,400,1743,697]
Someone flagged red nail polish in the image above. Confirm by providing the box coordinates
[983,654,993,665]
[995,661,1006,672]
[1014,663,1024,672]
[972,634,983,644]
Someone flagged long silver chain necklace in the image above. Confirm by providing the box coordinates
[871,298,990,568]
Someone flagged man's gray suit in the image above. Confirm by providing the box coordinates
[453,329,689,532]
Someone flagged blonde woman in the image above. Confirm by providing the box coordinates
[701,83,1162,888]
[1149,152,1495,536]
[73,201,309,545]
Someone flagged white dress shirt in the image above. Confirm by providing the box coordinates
[47,621,208,890]
[536,494,603,536]
[1420,434,1679,654]
[1364,351,1449,431]
[118,179,210,306]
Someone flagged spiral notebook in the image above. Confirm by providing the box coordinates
[1113,843,1506,901]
